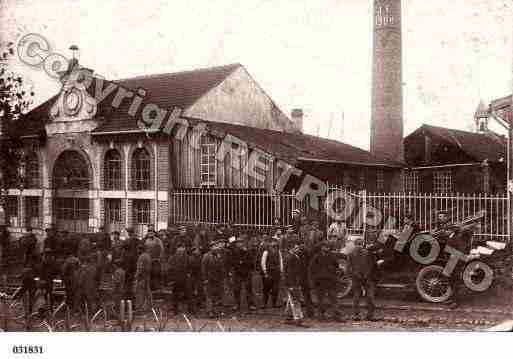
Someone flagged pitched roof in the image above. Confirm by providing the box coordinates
[178,117,403,168]
[406,124,506,163]
[14,63,242,136]
[92,63,242,133]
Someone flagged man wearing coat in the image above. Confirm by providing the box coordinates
[167,242,192,314]
[283,244,308,327]
[133,245,152,311]
[122,228,139,300]
[308,241,343,321]
[227,236,256,312]
[347,237,377,321]
[202,241,226,318]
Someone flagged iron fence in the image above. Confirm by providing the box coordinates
[327,185,509,242]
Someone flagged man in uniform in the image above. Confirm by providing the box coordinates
[202,240,227,318]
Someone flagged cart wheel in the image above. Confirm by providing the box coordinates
[415,265,453,303]
[336,258,353,299]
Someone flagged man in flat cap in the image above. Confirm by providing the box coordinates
[202,240,227,318]
[309,240,344,321]
[227,235,256,312]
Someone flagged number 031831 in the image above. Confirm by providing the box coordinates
[12,346,44,354]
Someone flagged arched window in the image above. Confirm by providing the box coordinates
[132,148,151,190]
[104,149,122,190]
[25,152,40,188]
[53,151,90,189]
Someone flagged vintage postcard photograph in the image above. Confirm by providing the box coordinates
[0,0,512,353]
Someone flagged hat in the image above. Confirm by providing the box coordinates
[210,240,225,250]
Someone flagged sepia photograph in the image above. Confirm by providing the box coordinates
[0,0,512,354]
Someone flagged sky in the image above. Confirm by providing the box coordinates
[0,0,511,150]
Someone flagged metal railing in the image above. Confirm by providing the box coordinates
[170,188,303,228]
[327,185,509,242]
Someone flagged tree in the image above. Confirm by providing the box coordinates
[0,41,35,211]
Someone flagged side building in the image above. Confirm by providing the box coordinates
[403,97,511,194]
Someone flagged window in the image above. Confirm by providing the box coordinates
[200,135,217,187]
[342,172,351,188]
[105,199,122,232]
[359,171,366,190]
[132,148,151,190]
[54,198,90,232]
[25,152,40,188]
[25,197,40,228]
[376,170,384,192]
[104,149,122,190]
[133,199,151,225]
[55,198,89,220]
[404,171,420,193]
[434,170,452,193]
[53,151,90,189]
[5,196,18,227]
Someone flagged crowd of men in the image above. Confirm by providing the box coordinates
[1,209,381,327]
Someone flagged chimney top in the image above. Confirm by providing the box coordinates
[291,109,303,133]
[474,100,489,119]
[291,109,303,117]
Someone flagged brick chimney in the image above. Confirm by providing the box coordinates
[291,108,303,133]
[371,0,404,161]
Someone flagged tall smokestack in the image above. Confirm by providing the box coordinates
[371,0,404,161]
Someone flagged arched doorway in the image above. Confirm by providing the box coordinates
[52,150,92,232]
